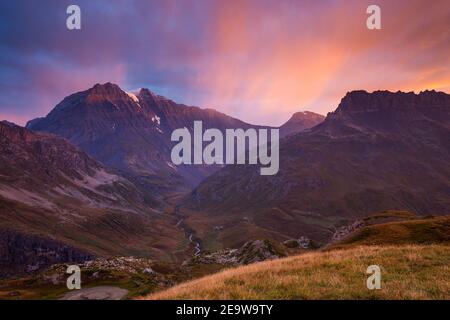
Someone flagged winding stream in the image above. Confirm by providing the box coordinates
[176,217,201,256]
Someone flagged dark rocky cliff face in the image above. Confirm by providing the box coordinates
[320,90,450,134]
[0,230,93,279]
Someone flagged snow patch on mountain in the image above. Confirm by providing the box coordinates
[151,115,161,125]
[79,169,121,188]
[126,92,139,103]
[126,92,142,109]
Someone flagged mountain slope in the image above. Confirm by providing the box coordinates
[0,121,185,275]
[280,111,324,137]
[27,83,270,193]
[182,90,450,248]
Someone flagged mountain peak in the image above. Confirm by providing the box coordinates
[0,120,20,128]
[87,82,127,101]
[280,111,325,137]
[289,111,324,120]
[138,88,171,104]
[91,82,122,92]
[317,89,450,135]
[335,90,450,115]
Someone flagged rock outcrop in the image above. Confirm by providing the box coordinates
[188,239,288,266]
[0,230,93,278]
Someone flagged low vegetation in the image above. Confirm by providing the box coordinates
[145,245,450,300]
[2,214,448,300]
[328,215,450,250]
[145,216,450,300]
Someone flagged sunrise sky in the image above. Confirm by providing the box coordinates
[0,0,449,126]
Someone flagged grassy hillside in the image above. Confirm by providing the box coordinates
[329,215,450,250]
[144,245,450,299]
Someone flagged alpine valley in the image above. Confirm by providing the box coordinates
[0,83,449,299]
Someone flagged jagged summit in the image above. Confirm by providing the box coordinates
[82,83,172,107]
[91,82,122,92]
[86,83,138,107]
[314,89,450,135]
[334,89,450,115]
[138,87,169,101]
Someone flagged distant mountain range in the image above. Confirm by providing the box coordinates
[26,83,323,197]
[1,83,449,276]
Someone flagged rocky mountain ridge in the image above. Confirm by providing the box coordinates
[181,90,450,248]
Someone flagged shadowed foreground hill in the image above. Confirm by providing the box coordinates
[144,245,450,300]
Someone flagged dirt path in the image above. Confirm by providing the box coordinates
[60,286,129,300]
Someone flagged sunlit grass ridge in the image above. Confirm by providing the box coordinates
[145,245,450,300]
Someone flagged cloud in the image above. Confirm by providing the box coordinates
[0,0,449,126]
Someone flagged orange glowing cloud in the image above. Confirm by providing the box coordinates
[185,0,450,125]
[1,0,448,126]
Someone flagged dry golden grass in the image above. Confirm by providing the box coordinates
[329,216,450,250]
[143,245,450,300]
